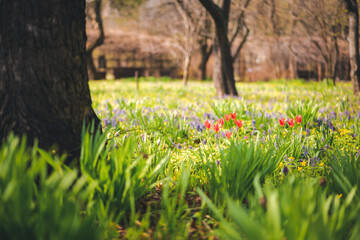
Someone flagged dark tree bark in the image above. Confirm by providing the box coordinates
[86,0,105,80]
[198,37,212,81]
[332,37,339,85]
[344,0,360,95]
[213,39,227,97]
[0,0,101,160]
[198,0,238,97]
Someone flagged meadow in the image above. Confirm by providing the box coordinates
[1,79,360,239]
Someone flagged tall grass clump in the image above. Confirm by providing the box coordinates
[0,134,102,240]
[328,149,360,198]
[199,140,279,203]
[80,126,170,224]
[199,175,360,240]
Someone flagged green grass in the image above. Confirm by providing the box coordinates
[1,79,359,239]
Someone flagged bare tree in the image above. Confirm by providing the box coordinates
[86,0,105,80]
[199,0,251,97]
[172,0,206,86]
[290,0,345,85]
[344,0,360,95]
[198,31,213,81]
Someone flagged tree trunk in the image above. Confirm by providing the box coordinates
[344,0,360,95]
[86,0,105,80]
[216,26,238,96]
[317,57,322,82]
[182,53,191,86]
[332,38,339,86]
[199,42,208,81]
[0,0,101,160]
[213,39,227,97]
[198,38,212,81]
[198,0,238,97]
[87,53,98,80]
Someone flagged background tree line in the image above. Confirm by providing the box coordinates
[87,0,360,96]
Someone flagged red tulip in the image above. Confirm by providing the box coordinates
[205,120,211,130]
[213,123,220,132]
[235,119,243,128]
[218,118,224,127]
[230,112,237,120]
[287,119,295,128]
[224,114,230,121]
[296,115,302,124]
[225,132,232,139]
[279,118,285,127]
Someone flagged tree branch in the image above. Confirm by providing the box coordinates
[230,0,251,46]
[87,0,104,54]
[198,0,224,27]
[232,25,249,63]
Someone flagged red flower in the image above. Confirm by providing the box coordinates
[218,118,224,127]
[224,114,230,121]
[296,115,302,124]
[234,119,243,128]
[225,132,232,139]
[213,123,220,132]
[279,118,285,127]
[230,112,237,120]
[287,119,295,128]
[205,120,211,130]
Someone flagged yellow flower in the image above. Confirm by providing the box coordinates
[288,157,294,161]
[297,167,302,171]
[279,162,284,167]
[336,194,343,199]
[319,162,324,167]
[301,161,306,167]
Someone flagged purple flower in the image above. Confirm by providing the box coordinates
[317,118,322,127]
[282,166,289,175]
[104,119,110,127]
[251,119,256,127]
[202,139,207,145]
[176,143,182,149]
[328,121,335,131]
[111,118,117,127]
